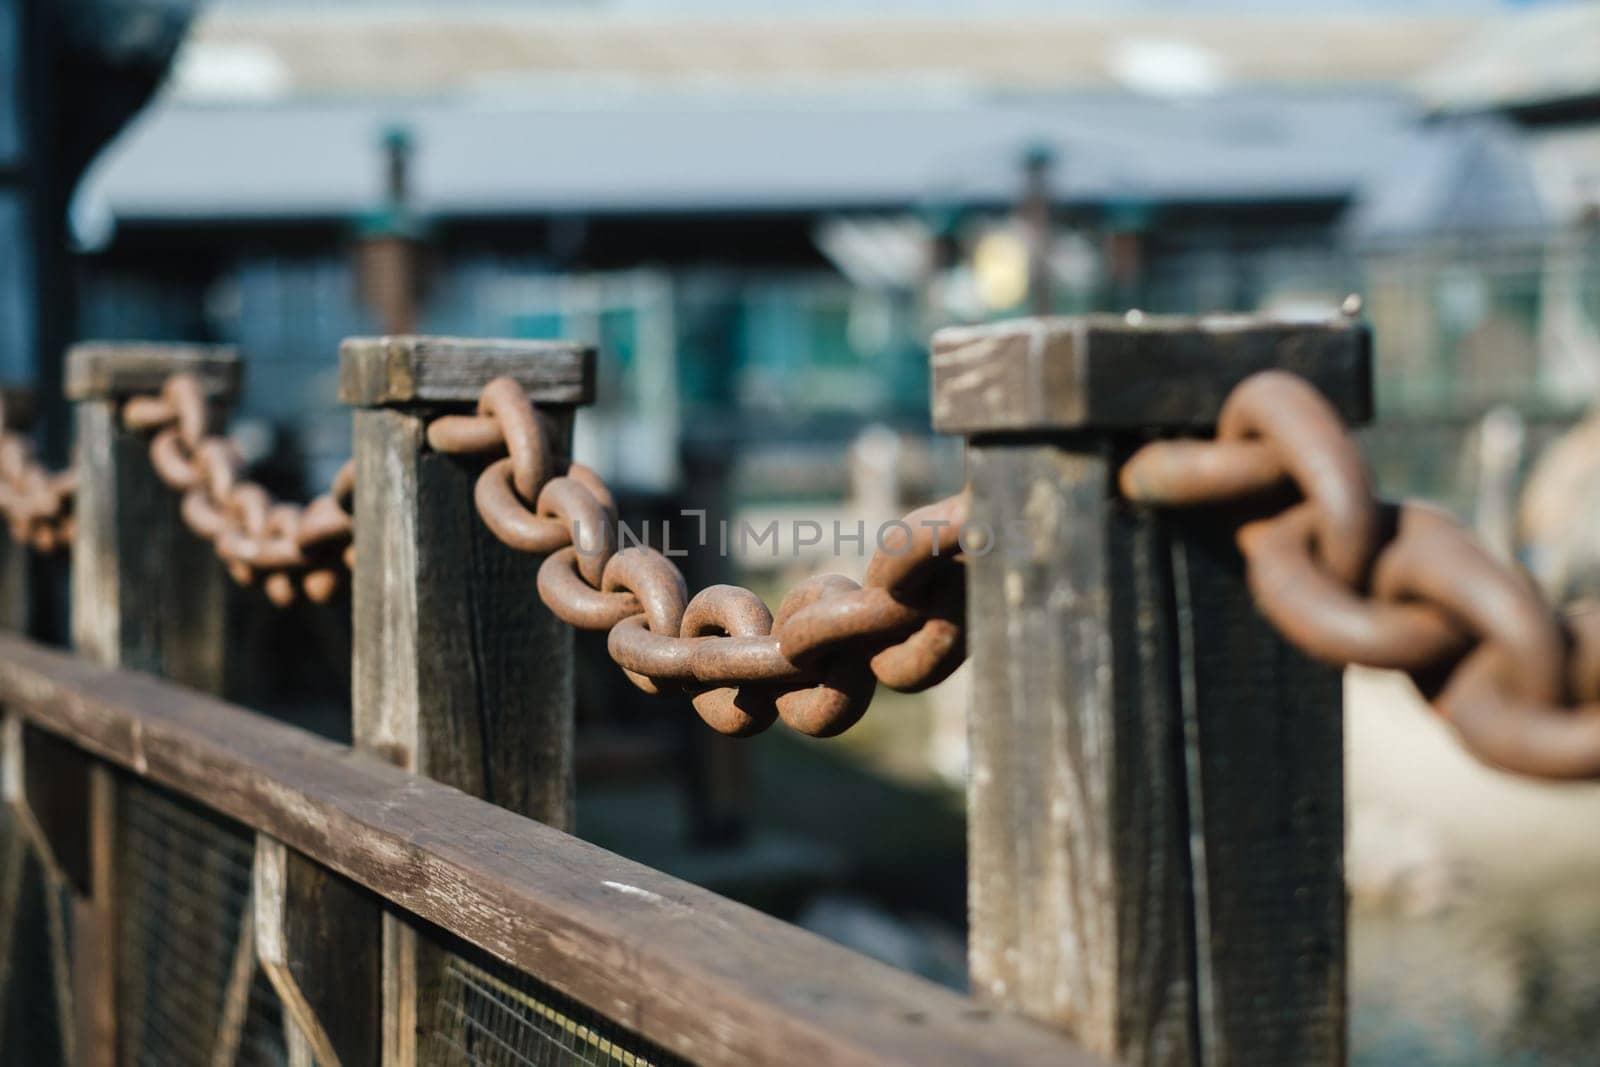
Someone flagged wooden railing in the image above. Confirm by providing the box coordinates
[0,313,1365,1066]
[0,631,1090,1066]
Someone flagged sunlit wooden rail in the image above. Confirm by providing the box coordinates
[0,630,1091,1067]
[0,315,1366,1066]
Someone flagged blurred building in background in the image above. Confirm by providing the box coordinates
[65,2,1520,509]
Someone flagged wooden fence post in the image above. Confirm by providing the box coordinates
[67,343,241,685]
[63,342,240,1066]
[932,314,1369,1066]
[340,335,595,1065]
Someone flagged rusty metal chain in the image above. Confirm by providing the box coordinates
[1121,369,1600,781]
[0,401,73,553]
[123,374,354,607]
[429,378,969,738]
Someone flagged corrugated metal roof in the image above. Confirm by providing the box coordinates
[76,88,1421,228]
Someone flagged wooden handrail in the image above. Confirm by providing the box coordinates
[0,631,1101,1067]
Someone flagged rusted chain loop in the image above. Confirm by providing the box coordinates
[332,460,355,508]
[479,376,550,501]
[537,475,617,585]
[149,428,202,492]
[1368,502,1565,704]
[860,492,971,692]
[1216,372,1380,589]
[1121,368,1600,780]
[681,585,790,736]
[195,439,243,504]
[864,492,969,594]
[475,458,570,555]
[869,565,966,693]
[180,488,227,540]
[247,505,309,571]
[438,378,973,737]
[297,494,353,552]
[162,373,211,451]
[297,464,357,602]
[602,547,692,695]
[426,414,504,455]
[771,575,878,737]
[216,483,272,585]
[303,569,341,604]
[1236,502,1471,673]
[1119,439,1287,507]
[121,395,177,433]
[429,377,553,502]
[0,436,31,478]
[1433,634,1600,780]
[0,427,73,554]
[566,462,616,517]
[1125,371,1381,590]
[537,547,640,630]
[776,584,921,665]
[120,375,355,605]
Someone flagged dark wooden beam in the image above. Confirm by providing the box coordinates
[930,313,1370,435]
[934,312,1359,1065]
[64,343,239,403]
[0,630,1102,1067]
[344,335,592,1063]
[68,341,243,1067]
[338,336,593,408]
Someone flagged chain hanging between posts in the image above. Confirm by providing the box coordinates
[429,378,969,739]
[121,374,355,607]
[1120,369,1600,782]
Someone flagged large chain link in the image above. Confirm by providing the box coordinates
[122,374,354,607]
[0,404,73,554]
[430,377,969,738]
[1122,370,1600,781]
[40,365,1593,768]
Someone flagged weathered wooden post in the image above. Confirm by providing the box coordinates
[932,314,1368,1066]
[64,342,240,1065]
[340,335,594,1065]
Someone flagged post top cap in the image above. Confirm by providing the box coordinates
[930,312,1371,435]
[338,335,596,408]
[66,343,240,402]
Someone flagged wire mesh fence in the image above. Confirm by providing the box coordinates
[0,803,66,1067]
[117,778,285,1067]
[427,941,691,1067]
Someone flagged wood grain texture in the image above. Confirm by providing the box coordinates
[69,352,241,1067]
[350,408,575,823]
[1170,513,1345,1065]
[256,835,381,1067]
[338,336,594,407]
[966,443,1198,1065]
[0,631,1104,1067]
[65,343,239,401]
[930,313,1371,434]
[954,313,1351,1065]
[965,444,1345,1066]
[351,373,582,1065]
[71,401,236,690]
